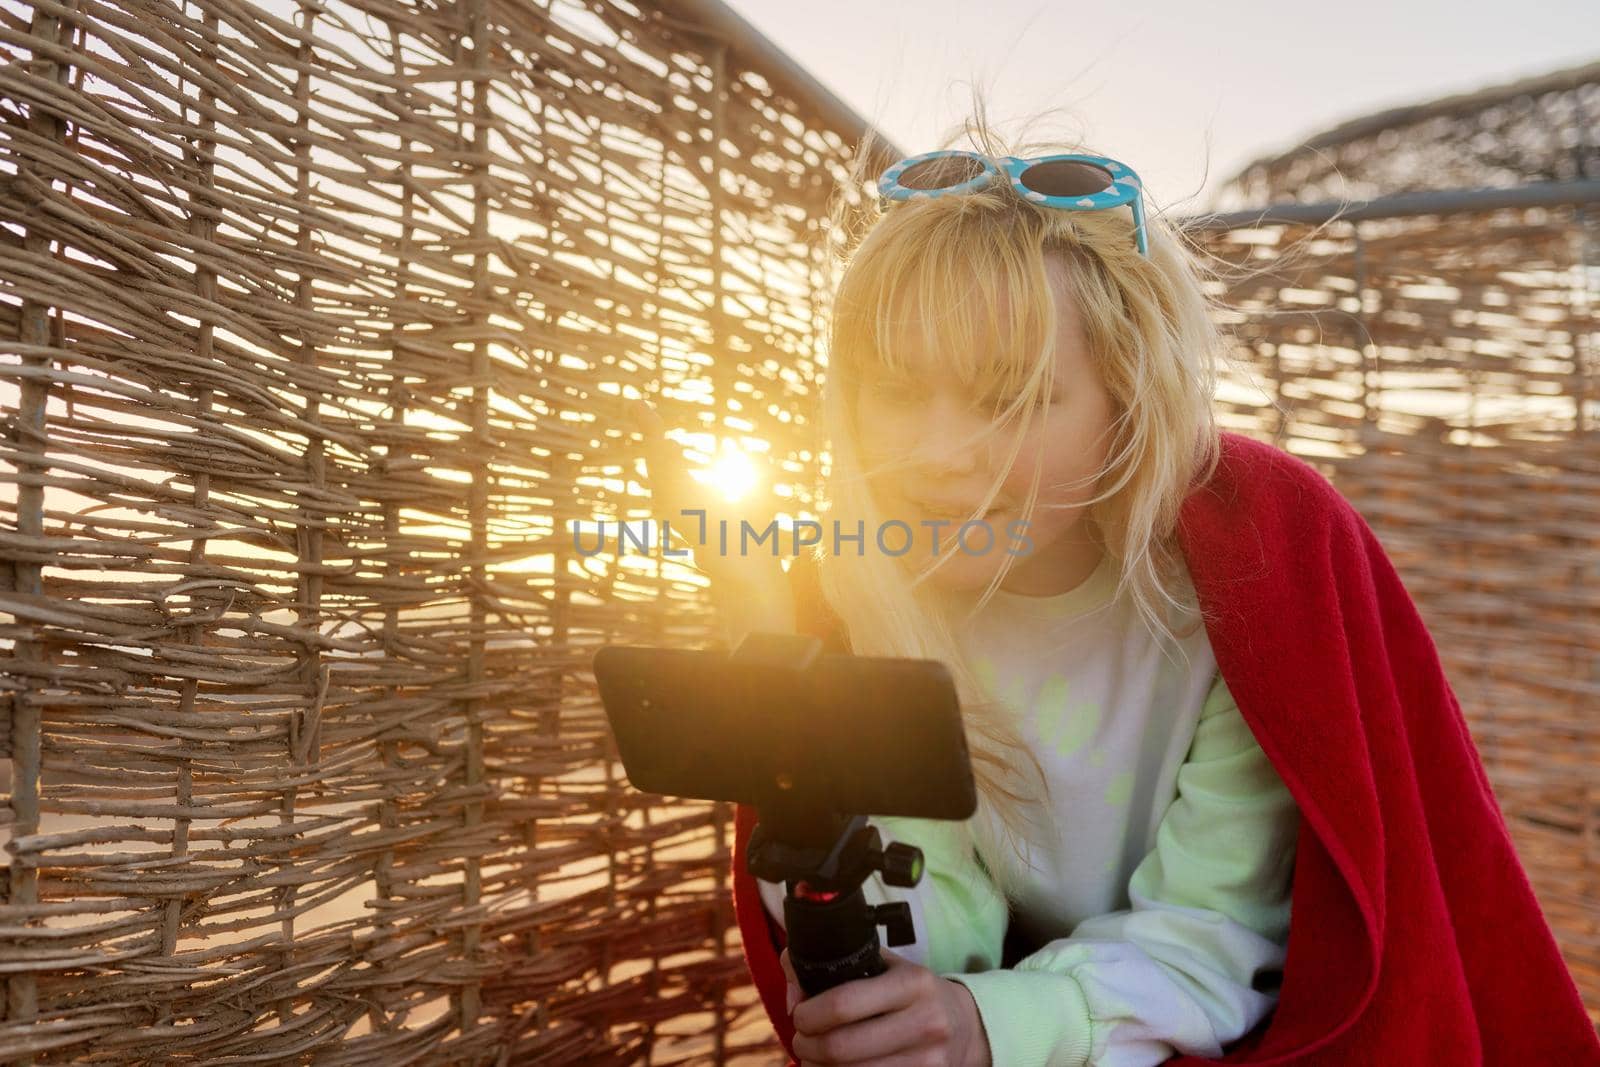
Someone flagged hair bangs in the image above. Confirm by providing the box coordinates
[839,208,1057,404]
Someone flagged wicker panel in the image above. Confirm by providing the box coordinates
[1210,59,1598,1022]
[1220,60,1600,206]
[1191,202,1599,1016]
[0,0,850,1061]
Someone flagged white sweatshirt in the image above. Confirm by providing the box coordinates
[759,551,1300,1066]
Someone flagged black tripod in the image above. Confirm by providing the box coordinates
[726,631,930,995]
[726,633,928,991]
[746,805,926,995]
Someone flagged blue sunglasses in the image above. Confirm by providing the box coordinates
[877,149,1149,257]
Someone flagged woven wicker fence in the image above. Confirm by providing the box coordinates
[1205,58,1599,1020]
[0,0,860,1061]
[1,0,1596,1059]
[1217,59,1599,207]
[1191,191,1600,1019]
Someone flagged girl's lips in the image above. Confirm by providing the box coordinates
[914,504,1006,523]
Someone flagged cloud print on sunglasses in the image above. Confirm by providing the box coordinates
[877,149,1149,257]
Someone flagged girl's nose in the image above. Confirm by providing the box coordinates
[907,391,986,476]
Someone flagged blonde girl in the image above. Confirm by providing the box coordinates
[636,100,1599,1067]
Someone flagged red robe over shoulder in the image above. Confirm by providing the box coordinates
[729,430,1600,1065]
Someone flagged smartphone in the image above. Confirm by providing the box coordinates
[592,640,976,820]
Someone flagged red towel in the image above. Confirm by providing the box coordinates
[729,430,1600,1065]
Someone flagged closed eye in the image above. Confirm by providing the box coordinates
[863,372,922,405]
[985,388,1053,415]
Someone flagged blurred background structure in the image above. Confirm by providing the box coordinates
[0,0,1594,1062]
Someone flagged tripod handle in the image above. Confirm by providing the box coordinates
[786,885,891,996]
[872,900,916,947]
[785,883,922,995]
[751,818,927,996]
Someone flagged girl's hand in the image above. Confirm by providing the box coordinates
[780,946,992,1067]
[624,399,794,638]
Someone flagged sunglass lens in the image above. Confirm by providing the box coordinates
[1016,161,1115,198]
[897,154,988,190]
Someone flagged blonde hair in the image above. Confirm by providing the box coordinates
[809,98,1228,904]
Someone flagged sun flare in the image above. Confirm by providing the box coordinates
[692,440,762,502]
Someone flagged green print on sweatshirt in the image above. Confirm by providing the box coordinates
[974,655,1103,760]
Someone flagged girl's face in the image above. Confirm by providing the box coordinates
[853,256,1119,597]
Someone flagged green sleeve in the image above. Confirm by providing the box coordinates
[941,672,1298,1067]
[870,813,1009,976]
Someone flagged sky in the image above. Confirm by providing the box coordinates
[720,0,1598,214]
